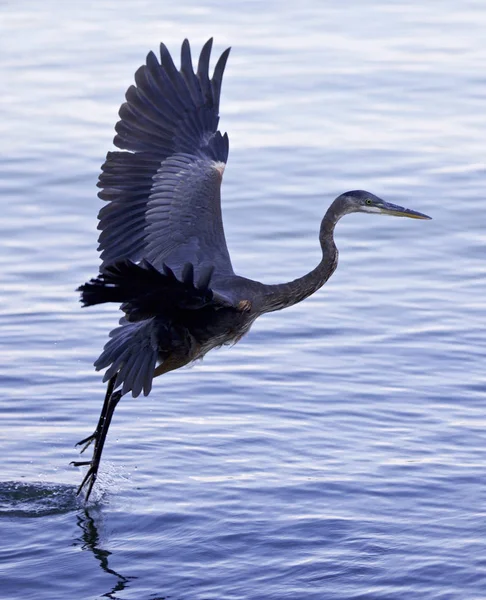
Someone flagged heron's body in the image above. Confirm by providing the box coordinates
[74,39,430,500]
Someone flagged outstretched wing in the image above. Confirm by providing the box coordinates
[97,39,233,276]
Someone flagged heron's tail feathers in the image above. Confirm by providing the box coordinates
[78,259,215,321]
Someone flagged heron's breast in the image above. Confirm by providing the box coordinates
[188,309,257,358]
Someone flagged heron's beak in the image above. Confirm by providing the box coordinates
[378,201,431,220]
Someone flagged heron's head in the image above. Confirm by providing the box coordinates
[334,190,431,220]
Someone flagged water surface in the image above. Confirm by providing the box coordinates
[1,1,485,599]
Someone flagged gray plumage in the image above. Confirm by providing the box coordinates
[73,39,431,500]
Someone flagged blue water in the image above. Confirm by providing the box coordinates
[1,1,485,598]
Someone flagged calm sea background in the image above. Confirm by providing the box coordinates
[1,1,485,599]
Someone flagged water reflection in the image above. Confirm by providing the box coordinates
[76,508,137,599]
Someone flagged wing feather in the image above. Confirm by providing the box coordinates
[97,39,232,272]
[180,40,204,106]
[144,152,231,274]
[95,318,160,397]
[197,39,213,103]
[211,48,231,113]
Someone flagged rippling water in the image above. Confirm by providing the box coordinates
[1,1,485,599]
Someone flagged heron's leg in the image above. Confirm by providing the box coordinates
[75,377,116,453]
[72,383,123,501]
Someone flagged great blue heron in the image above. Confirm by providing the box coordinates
[73,39,431,500]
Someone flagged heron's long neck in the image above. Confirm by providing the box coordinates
[259,205,339,313]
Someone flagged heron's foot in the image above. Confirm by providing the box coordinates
[72,459,100,500]
[75,431,98,454]
[237,299,252,312]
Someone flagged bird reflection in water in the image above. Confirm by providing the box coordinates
[76,509,137,599]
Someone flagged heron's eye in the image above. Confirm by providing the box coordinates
[365,199,372,206]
